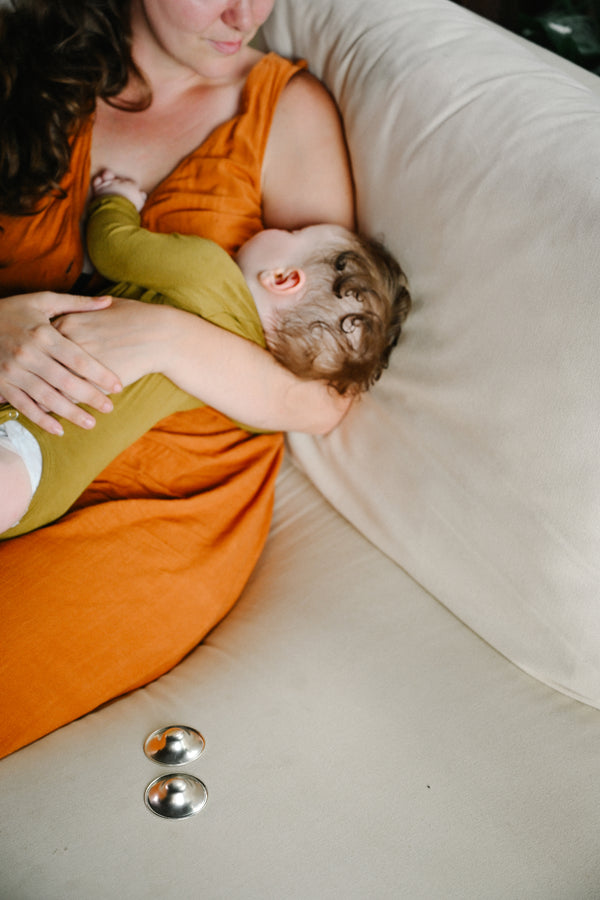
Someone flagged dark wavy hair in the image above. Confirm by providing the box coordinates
[0,0,149,215]
[267,234,412,396]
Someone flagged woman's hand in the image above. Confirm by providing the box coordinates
[53,297,170,389]
[0,292,123,434]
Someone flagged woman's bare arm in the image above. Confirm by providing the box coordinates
[262,70,355,231]
[55,297,349,434]
[159,306,351,434]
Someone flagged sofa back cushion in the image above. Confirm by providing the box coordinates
[263,0,600,706]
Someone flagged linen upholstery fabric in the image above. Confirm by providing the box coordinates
[264,0,600,706]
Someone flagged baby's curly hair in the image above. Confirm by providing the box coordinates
[267,233,411,396]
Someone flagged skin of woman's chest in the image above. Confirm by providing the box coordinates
[91,73,250,194]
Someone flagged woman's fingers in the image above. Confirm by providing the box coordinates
[7,319,121,397]
[0,384,71,436]
[0,292,122,433]
[0,357,115,433]
[35,291,114,320]
[47,324,123,399]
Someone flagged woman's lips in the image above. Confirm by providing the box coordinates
[208,39,243,55]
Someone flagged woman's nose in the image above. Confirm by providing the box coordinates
[221,1,254,32]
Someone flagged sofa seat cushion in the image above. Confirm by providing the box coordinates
[2,456,600,897]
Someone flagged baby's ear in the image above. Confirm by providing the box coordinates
[258,267,306,296]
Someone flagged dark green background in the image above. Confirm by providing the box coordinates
[459,0,600,73]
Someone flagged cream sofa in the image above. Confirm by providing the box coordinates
[2,0,600,897]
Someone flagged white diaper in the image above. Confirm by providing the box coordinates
[0,419,43,495]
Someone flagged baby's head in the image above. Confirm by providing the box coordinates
[237,224,411,396]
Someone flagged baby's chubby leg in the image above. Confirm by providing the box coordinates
[0,421,42,533]
[0,448,30,532]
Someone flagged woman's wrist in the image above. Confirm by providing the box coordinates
[140,303,179,376]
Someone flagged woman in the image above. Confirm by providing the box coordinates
[0,0,354,758]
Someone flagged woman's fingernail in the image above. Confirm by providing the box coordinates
[52,423,64,436]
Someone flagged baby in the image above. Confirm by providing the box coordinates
[0,171,411,538]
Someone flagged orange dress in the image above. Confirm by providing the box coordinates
[0,54,303,759]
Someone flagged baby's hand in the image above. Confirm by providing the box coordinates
[92,169,147,212]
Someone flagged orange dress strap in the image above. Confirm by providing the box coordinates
[141,53,307,253]
[0,53,306,759]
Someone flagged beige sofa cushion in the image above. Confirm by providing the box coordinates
[264,0,600,706]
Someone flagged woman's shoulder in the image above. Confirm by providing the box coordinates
[261,62,355,230]
[234,51,309,150]
[241,48,340,138]
[271,65,337,124]
[242,51,342,149]
[243,50,307,98]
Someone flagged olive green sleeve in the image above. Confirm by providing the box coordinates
[86,195,263,344]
